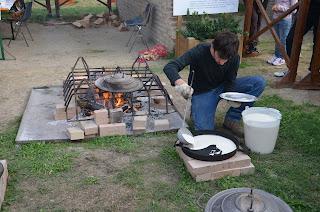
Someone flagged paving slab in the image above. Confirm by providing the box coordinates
[16,86,184,143]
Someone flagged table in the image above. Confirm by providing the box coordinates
[33,0,112,18]
[0,0,16,40]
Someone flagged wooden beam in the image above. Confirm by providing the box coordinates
[278,0,311,86]
[248,2,299,44]
[243,0,254,55]
[255,0,290,64]
[293,16,320,89]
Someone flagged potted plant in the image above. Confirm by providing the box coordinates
[175,13,243,59]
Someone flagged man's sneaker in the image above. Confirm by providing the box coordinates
[267,55,277,64]
[272,57,286,66]
[223,119,244,138]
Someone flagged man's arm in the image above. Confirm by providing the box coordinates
[163,47,197,86]
[224,55,240,91]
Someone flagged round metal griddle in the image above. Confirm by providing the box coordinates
[205,188,293,212]
[95,69,143,93]
[220,92,257,103]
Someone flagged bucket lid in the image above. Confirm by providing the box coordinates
[242,107,282,120]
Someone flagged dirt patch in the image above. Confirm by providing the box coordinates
[6,138,180,211]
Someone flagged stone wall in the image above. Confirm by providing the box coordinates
[117,0,177,51]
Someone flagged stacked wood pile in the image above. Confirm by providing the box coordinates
[72,12,128,31]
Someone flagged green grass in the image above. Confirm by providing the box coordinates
[82,176,100,185]
[112,95,320,211]
[1,95,319,211]
[82,135,139,153]
[30,0,118,23]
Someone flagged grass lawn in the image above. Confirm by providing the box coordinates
[31,0,117,22]
[1,95,319,211]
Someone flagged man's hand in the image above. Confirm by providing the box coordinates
[175,81,194,99]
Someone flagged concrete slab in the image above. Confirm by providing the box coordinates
[16,86,75,143]
[16,86,184,143]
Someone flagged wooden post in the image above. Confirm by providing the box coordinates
[175,16,183,57]
[278,0,311,86]
[243,0,254,55]
[255,0,289,64]
[46,0,52,16]
[55,0,60,18]
[293,16,320,89]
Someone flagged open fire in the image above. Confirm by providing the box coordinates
[96,90,127,109]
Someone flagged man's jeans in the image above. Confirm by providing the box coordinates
[274,19,291,59]
[191,76,266,131]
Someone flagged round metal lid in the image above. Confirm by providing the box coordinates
[95,69,143,93]
[205,188,293,212]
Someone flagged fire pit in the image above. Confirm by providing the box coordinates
[15,56,184,142]
[60,56,184,139]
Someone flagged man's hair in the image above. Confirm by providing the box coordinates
[211,31,239,60]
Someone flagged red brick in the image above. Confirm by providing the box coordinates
[99,123,127,136]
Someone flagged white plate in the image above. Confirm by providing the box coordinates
[220,92,257,103]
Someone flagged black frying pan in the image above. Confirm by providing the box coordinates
[176,130,240,161]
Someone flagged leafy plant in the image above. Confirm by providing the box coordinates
[180,12,242,41]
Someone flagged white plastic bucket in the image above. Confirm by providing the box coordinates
[242,107,282,154]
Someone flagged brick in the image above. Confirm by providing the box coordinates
[154,119,170,131]
[240,163,255,175]
[110,14,118,21]
[67,127,84,140]
[109,108,123,123]
[133,115,148,128]
[94,18,105,25]
[94,109,109,125]
[55,104,78,120]
[55,104,66,114]
[79,120,98,136]
[99,123,127,136]
[83,13,94,21]
[79,19,90,28]
[54,111,66,120]
[96,12,105,18]
[0,160,8,209]
[194,163,255,182]
[72,21,82,28]
[134,111,148,116]
[176,148,251,175]
[111,20,121,27]
[133,126,146,135]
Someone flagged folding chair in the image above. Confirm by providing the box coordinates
[125,3,153,53]
[8,1,33,47]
